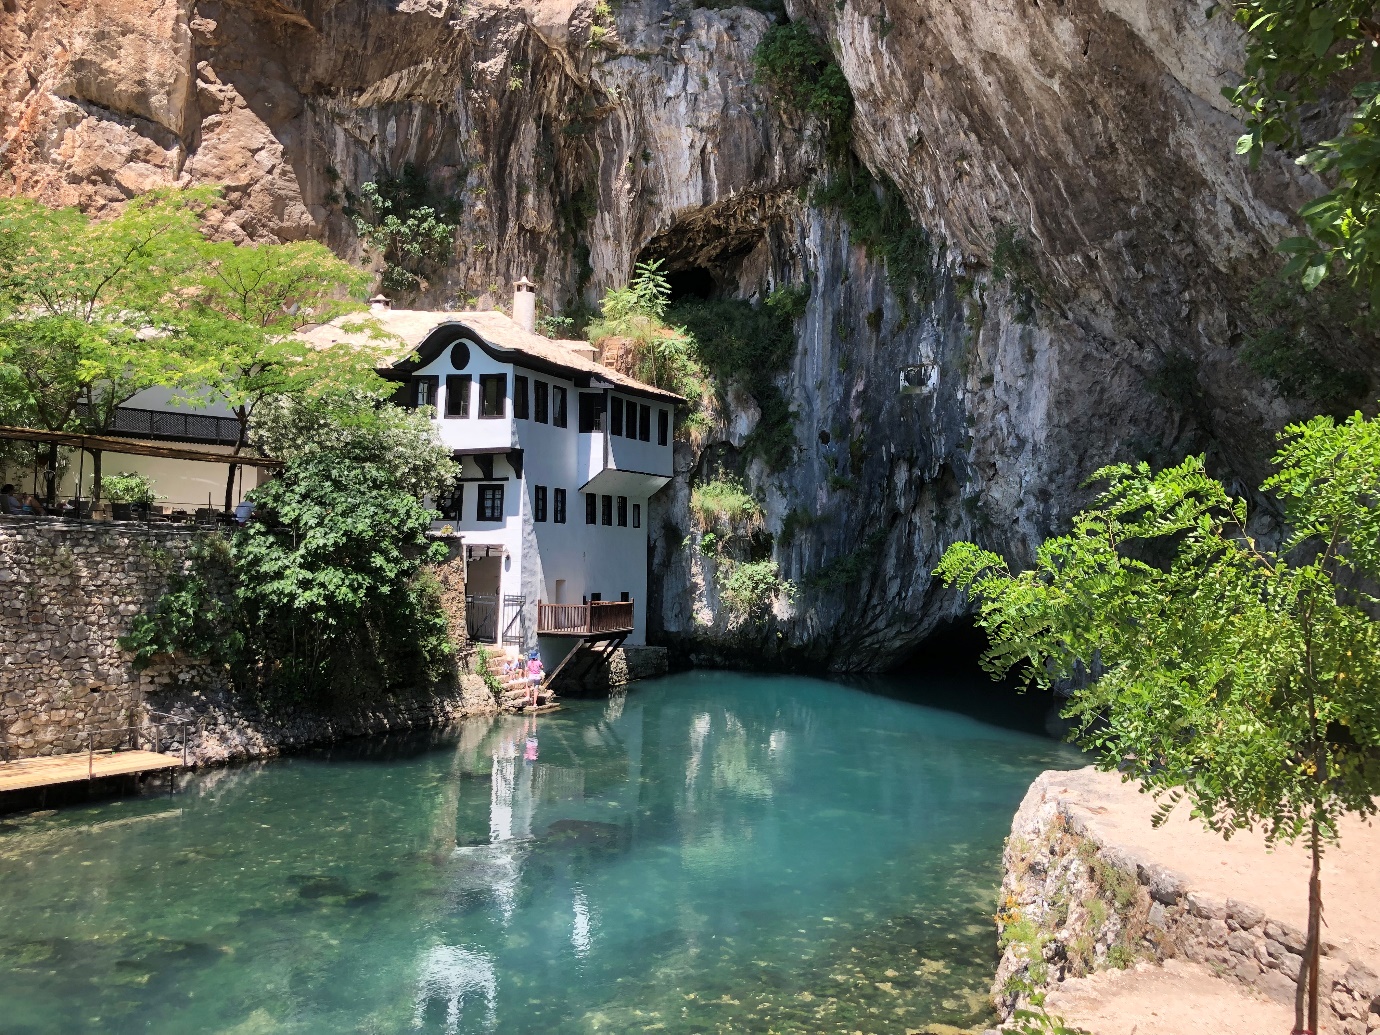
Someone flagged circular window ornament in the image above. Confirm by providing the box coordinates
[450,340,471,370]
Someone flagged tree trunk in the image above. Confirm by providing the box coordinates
[224,414,248,513]
[90,449,103,505]
[1294,817,1324,1034]
[44,443,58,509]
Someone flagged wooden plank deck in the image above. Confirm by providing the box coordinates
[0,750,182,793]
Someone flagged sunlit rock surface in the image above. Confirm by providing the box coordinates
[0,0,1358,668]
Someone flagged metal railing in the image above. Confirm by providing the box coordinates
[0,711,198,772]
[537,600,634,636]
[74,404,242,446]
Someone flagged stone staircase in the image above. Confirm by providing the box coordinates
[482,649,554,712]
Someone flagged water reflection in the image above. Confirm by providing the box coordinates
[412,944,497,1034]
[0,671,1082,1035]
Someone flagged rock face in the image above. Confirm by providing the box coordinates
[1,0,1358,668]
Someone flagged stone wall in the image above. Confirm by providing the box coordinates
[995,768,1380,1034]
[0,518,227,759]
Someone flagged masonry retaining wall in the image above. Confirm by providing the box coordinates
[0,518,228,759]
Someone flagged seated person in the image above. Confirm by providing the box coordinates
[0,485,19,514]
[21,493,45,516]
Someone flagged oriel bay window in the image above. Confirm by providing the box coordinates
[513,375,529,419]
[585,492,597,524]
[534,380,549,423]
[444,375,471,418]
[554,488,567,523]
[601,494,613,525]
[479,374,507,418]
[617,496,628,526]
[553,385,568,428]
[478,484,504,521]
[534,485,547,522]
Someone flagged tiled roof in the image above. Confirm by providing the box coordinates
[299,308,684,403]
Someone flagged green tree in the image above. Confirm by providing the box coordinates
[1225,0,1380,299]
[586,260,707,404]
[936,414,1380,1035]
[185,238,387,510]
[124,392,458,702]
[0,191,213,502]
[349,166,458,296]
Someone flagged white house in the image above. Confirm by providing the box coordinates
[302,284,683,669]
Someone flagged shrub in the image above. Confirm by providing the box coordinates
[813,163,933,306]
[717,558,794,620]
[668,297,800,469]
[753,23,853,150]
[348,165,458,297]
[690,478,762,529]
[102,471,158,505]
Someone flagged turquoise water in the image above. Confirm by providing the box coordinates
[0,671,1080,1035]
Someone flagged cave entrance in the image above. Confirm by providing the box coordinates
[666,267,717,302]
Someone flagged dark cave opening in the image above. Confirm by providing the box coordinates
[666,266,717,302]
[874,618,1071,738]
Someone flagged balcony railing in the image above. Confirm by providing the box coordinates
[537,600,633,636]
[74,404,242,447]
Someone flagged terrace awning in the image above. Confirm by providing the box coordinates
[0,426,284,468]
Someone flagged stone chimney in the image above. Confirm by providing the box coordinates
[369,294,391,315]
[513,276,537,333]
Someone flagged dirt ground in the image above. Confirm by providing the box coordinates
[1027,768,1380,1035]
[1044,958,1295,1035]
[1051,767,1380,968]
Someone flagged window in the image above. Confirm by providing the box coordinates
[478,484,504,521]
[658,408,668,445]
[554,488,566,524]
[534,485,547,522]
[534,380,549,423]
[553,385,568,428]
[620,591,630,602]
[632,503,641,528]
[610,396,624,436]
[589,593,602,603]
[638,403,651,441]
[479,374,506,418]
[578,392,606,433]
[601,495,613,525]
[513,375,529,420]
[617,496,627,526]
[585,492,597,524]
[438,483,464,520]
[444,375,471,418]
[409,376,439,409]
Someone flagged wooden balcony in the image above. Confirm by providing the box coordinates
[537,600,634,637]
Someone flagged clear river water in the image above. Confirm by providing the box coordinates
[0,670,1081,1035]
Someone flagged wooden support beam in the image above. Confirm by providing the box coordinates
[0,426,283,468]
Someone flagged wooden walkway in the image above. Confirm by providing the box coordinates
[0,750,183,793]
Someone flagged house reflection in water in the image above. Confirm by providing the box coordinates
[409,692,794,1032]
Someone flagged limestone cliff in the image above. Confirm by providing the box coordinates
[0,0,1358,668]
